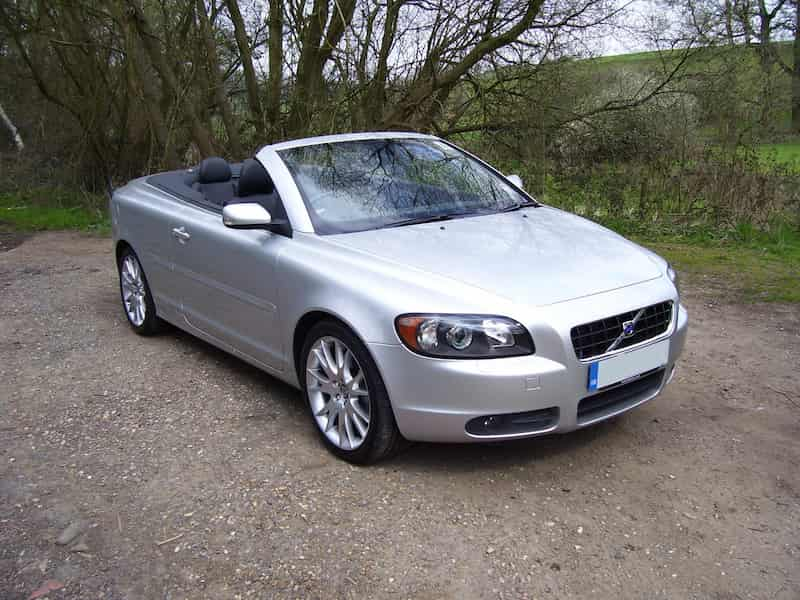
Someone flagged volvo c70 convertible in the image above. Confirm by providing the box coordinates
[111,132,688,463]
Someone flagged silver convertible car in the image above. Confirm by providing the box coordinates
[111,132,688,463]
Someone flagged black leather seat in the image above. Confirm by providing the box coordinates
[230,158,285,219]
[193,157,234,207]
[236,158,275,197]
[229,158,291,235]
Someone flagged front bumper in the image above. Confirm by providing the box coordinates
[369,302,688,443]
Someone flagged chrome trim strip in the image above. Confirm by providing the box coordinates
[464,421,559,441]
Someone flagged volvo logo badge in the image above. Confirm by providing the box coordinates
[622,320,636,338]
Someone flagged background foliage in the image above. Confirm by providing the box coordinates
[0,0,798,281]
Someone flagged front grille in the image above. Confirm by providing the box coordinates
[577,368,665,424]
[570,301,673,360]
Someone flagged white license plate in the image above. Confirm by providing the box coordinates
[588,339,670,391]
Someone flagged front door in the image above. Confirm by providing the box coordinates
[170,203,287,371]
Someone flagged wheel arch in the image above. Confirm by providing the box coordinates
[292,310,377,388]
[115,239,133,266]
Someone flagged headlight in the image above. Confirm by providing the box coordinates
[666,263,680,295]
[395,314,535,358]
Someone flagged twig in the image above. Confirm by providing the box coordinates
[155,532,183,546]
[766,385,799,409]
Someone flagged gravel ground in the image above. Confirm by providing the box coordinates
[1,232,799,600]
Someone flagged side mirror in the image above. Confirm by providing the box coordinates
[223,202,272,229]
[506,174,524,189]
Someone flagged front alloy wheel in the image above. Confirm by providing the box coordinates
[301,321,404,464]
[306,336,371,450]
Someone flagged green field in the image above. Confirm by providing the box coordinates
[593,40,793,67]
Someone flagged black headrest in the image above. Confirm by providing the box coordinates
[237,158,274,197]
[198,157,231,183]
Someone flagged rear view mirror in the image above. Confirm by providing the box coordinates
[506,174,524,189]
[222,202,272,229]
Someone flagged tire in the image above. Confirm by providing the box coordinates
[300,320,404,464]
[117,247,161,336]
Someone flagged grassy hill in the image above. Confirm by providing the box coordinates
[589,42,799,168]
[593,40,793,67]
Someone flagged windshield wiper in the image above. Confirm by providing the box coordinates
[384,211,480,228]
[500,201,539,213]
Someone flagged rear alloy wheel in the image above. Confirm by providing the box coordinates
[118,248,160,335]
[302,321,403,464]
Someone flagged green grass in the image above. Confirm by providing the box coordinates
[0,187,109,233]
[646,241,800,303]
[561,207,800,302]
[756,141,800,173]
[630,220,800,303]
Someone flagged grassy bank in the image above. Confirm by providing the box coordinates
[648,241,800,303]
[596,217,800,303]
[1,186,796,303]
[756,142,800,173]
[0,187,109,233]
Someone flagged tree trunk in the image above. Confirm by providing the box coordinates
[363,0,403,126]
[724,0,735,43]
[287,0,329,135]
[0,103,24,152]
[793,0,800,133]
[286,0,356,136]
[123,24,181,168]
[267,0,283,139]
[195,0,243,157]
[124,0,215,157]
[739,0,755,44]
[225,0,265,138]
[757,0,773,69]
[382,0,545,130]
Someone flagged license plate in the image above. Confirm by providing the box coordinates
[588,339,669,391]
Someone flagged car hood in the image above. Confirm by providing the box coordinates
[325,206,663,307]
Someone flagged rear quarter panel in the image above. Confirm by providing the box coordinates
[111,179,183,322]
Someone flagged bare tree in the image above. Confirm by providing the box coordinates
[195,0,243,156]
[225,0,266,137]
[671,0,798,132]
[124,0,216,156]
[0,0,710,183]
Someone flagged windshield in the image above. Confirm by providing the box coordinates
[277,138,533,234]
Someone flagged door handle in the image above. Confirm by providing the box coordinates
[171,227,191,242]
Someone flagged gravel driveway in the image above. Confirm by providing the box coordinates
[1,232,799,599]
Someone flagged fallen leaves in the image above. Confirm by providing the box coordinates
[28,580,63,600]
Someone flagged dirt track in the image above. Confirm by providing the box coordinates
[1,232,798,599]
